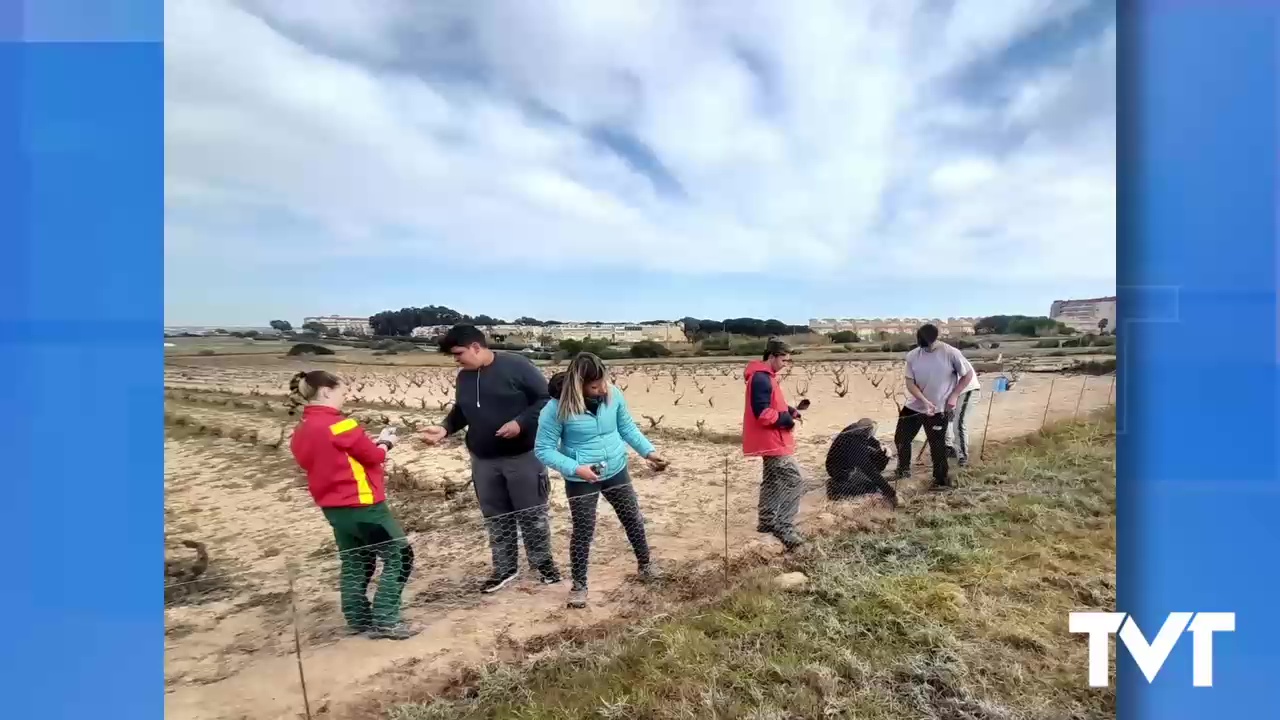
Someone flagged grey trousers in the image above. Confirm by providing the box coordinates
[947,390,979,462]
[759,455,804,535]
[470,451,555,575]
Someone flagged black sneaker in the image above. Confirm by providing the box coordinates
[342,624,372,637]
[368,622,420,641]
[537,562,562,585]
[928,481,953,492]
[774,531,805,551]
[945,446,958,459]
[957,458,969,468]
[481,570,519,594]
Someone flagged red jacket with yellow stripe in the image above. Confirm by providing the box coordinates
[290,406,388,508]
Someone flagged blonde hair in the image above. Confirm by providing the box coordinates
[287,370,342,414]
[557,352,611,421]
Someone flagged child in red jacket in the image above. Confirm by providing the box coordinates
[741,338,805,551]
[288,370,417,640]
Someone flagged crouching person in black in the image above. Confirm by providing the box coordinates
[825,418,898,508]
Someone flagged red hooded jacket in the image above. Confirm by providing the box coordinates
[742,360,797,457]
[290,406,388,508]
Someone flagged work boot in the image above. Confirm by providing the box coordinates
[638,563,661,583]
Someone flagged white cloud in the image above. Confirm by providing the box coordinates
[165,0,1114,285]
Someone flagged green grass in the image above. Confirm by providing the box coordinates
[352,411,1116,720]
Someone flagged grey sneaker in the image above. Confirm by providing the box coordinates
[368,622,420,641]
[638,563,660,583]
[567,587,588,609]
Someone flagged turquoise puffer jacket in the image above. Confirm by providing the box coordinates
[534,386,656,482]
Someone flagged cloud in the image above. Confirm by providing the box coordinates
[165,0,1115,300]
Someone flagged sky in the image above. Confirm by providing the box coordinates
[164,0,1116,327]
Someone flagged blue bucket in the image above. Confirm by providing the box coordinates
[993,376,1010,393]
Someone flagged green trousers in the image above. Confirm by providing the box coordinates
[321,503,414,629]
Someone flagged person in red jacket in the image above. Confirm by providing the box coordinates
[288,370,417,640]
[741,338,805,550]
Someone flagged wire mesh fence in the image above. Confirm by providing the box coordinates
[163,370,1116,718]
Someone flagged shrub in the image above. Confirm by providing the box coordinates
[732,339,768,357]
[629,340,672,358]
[287,343,335,356]
[1060,338,1082,348]
[989,342,1000,349]
[700,334,731,352]
[881,341,913,353]
[828,330,859,344]
[196,349,216,356]
[1091,335,1117,347]
[558,338,613,357]
[1034,339,1060,349]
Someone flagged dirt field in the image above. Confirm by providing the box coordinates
[163,355,1115,720]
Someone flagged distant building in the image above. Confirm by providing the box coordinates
[401,320,683,344]
[808,317,978,339]
[1049,296,1117,334]
[302,315,374,335]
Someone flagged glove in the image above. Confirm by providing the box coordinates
[376,427,398,449]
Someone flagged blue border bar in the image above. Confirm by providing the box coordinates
[1120,1,1278,717]
[0,0,163,716]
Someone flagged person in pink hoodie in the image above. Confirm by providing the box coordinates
[741,338,805,550]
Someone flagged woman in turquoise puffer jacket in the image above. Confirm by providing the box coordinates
[535,352,668,609]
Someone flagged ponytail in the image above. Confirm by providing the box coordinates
[287,370,341,414]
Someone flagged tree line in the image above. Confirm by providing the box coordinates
[308,305,814,339]
[269,307,1102,342]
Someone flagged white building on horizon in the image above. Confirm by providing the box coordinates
[808,317,978,338]
[302,315,374,335]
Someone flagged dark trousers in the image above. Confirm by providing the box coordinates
[321,503,414,629]
[894,406,954,486]
[828,468,898,506]
[565,469,651,590]
[471,451,555,576]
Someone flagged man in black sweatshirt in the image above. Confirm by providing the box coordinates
[421,325,560,593]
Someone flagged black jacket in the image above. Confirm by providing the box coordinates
[442,352,550,458]
[826,422,890,482]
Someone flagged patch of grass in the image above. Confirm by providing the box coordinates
[359,411,1116,720]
